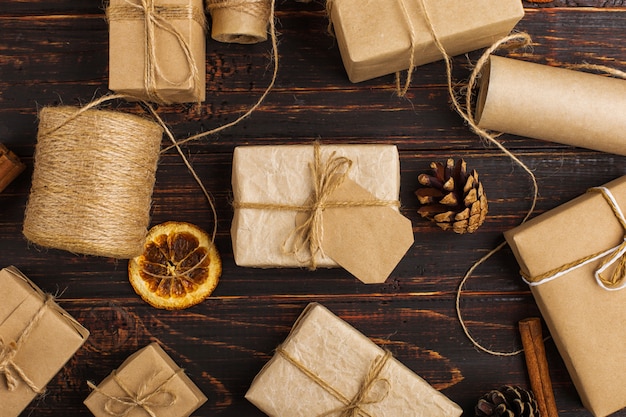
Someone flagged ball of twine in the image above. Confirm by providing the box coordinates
[23,106,163,259]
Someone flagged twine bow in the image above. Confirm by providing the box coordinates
[277,346,391,417]
[0,294,53,394]
[106,0,204,104]
[522,187,626,291]
[87,369,182,417]
[232,142,400,270]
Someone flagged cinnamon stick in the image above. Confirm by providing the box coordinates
[519,317,559,417]
[0,143,26,193]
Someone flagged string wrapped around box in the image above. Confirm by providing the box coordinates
[23,100,163,259]
[206,0,272,44]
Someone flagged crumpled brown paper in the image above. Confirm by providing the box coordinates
[231,144,414,284]
[246,303,463,417]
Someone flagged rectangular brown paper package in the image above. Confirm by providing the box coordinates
[504,175,626,417]
[246,303,463,417]
[0,266,89,417]
[84,342,207,417]
[231,144,414,284]
[107,0,206,103]
[328,0,524,83]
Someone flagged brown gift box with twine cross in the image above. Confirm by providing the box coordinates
[107,0,206,103]
[231,144,414,284]
[246,303,463,417]
[327,0,524,83]
[0,266,89,417]
[505,176,626,417]
[84,343,207,417]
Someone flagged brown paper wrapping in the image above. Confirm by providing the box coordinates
[328,0,524,83]
[231,144,413,282]
[107,0,206,103]
[84,343,207,417]
[207,0,270,44]
[504,176,626,417]
[0,266,89,417]
[476,56,626,156]
[0,143,26,193]
[246,303,463,417]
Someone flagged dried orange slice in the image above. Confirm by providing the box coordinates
[128,221,221,310]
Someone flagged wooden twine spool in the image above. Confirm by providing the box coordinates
[23,106,163,259]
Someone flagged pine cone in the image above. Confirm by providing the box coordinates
[415,158,488,234]
[475,385,539,417]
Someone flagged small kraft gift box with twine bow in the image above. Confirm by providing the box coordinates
[231,143,414,284]
[0,266,90,417]
[505,175,626,417]
[84,343,207,417]
[327,0,524,83]
[107,0,206,103]
[246,303,463,417]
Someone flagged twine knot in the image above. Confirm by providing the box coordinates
[284,143,353,269]
[0,294,53,394]
[0,339,20,391]
[277,346,392,417]
[522,187,626,291]
[106,0,204,104]
[87,369,182,417]
[233,142,400,270]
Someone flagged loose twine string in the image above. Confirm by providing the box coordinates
[0,294,54,394]
[412,0,626,355]
[87,369,183,417]
[161,0,278,152]
[26,0,280,255]
[106,0,206,104]
[276,346,392,417]
[232,142,400,270]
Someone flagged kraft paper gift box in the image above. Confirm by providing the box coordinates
[84,342,207,417]
[107,0,206,103]
[231,144,414,284]
[0,266,89,417]
[328,0,524,83]
[246,303,463,417]
[504,176,626,417]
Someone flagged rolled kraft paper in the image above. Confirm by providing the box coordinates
[207,0,270,44]
[23,106,163,259]
[476,55,626,156]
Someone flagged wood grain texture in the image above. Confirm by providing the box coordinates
[1,1,625,416]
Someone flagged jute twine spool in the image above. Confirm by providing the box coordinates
[23,106,163,259]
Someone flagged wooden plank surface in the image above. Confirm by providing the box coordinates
[1,1,625,416]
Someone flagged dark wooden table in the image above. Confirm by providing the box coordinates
[1,1,626,416]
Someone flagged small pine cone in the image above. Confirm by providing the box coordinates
[415,158,488,234]
[475,385,539,417]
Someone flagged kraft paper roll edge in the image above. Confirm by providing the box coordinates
[475,55,626,156]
